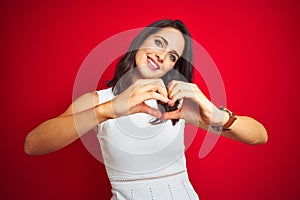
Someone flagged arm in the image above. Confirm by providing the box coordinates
[24,79,169,155]
[162,81,268,145]
[220,115,268,145]
[24,92,112,155]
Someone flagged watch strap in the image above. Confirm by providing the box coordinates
[219,107,237,131]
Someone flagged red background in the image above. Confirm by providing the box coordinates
[1,0,300,199]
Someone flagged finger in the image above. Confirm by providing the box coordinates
[135,83,168,99]
[150,78,168,97]
[167,80,178,95]
[169,88,200,106]
[155,84,168,100]
[168,85,181,100]
[140,79,168,98]
[144,91,169,103]
[168,89,186,106]
[168,95,178,107]
[167,81,181,106]
[161,109,182,120]
[139,103,162,118]
[173,90,195,100]
[167,80,189,94]
[167,81,192,102]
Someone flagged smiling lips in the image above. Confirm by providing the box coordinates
[147,57,160,70]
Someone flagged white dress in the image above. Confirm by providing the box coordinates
[97,88,199,200]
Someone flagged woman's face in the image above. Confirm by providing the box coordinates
[135,27,185,79]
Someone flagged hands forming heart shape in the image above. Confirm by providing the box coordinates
[111,79,227,132]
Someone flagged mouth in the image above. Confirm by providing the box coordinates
[147,56,160,70]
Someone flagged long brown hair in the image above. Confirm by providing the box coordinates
[107,19,194,125]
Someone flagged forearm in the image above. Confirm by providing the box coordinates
[24,102,112,155]
[220,115,268,145]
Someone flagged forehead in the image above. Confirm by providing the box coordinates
[148,27,185,55]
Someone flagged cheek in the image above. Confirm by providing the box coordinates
[159,63,176,77]
[135,50,144,66]
[164,61,176,71]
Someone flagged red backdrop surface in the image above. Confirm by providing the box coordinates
[1,0,299,199]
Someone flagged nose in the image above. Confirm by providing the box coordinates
[155,50,168,63]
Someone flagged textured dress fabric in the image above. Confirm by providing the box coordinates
[96,88,199,200]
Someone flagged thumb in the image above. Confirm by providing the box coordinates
[139,103,162,118]
[161,109,182,120]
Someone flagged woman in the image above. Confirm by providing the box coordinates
[24,19,267,199]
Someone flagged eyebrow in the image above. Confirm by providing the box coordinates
[155,36,180,58]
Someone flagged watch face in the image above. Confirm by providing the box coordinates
[218,107,237,130]
[219,107,235,116]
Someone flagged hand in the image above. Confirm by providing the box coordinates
[162,80,226,131]
[110,79,169,118]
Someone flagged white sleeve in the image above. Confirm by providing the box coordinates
[96,90,102,105]
[96,88,113,133]
[96,88,114,105]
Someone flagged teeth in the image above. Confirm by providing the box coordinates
[148,58,159,69]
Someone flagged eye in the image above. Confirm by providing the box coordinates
[169,54,177,62]
[154,39,163,48]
